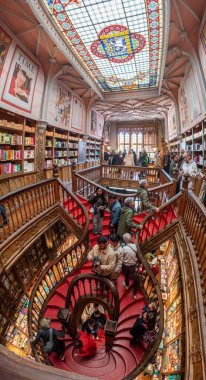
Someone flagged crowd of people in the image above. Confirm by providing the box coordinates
[104,148,150,168]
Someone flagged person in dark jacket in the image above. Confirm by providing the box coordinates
[163,150,171,173]
[82,318,98,338]
[136,180,159,213]
[117,197,142,238]
[169,154,179,177]
[91,310,107,328]
[178,149,185,168]
[109,195,121,234]
[31,317,65,361]
[129,311,148,344]
[88,188,108,235]
[0,204,7,227]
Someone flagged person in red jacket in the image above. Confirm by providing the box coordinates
[74,331,97,357]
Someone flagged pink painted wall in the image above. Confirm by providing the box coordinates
[0,20,44,120]
[199,10,206,83]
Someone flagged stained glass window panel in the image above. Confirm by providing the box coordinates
[42,0,164,92]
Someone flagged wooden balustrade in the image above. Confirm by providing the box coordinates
[102,164,161,183]
[138,193,181,247]
[64,274,120,338]
[0,178,87,246]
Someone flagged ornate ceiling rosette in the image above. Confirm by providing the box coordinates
[41,0,165,93]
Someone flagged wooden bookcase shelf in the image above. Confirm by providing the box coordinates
[0,110,36,176]
[169,119,206,168]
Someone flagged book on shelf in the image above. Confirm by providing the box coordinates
[24,161,34,172]
[0,132,22,145]
[0,163,22,174]
[24,136,35,145]
[0,149,22,160]
[24,150,34,159]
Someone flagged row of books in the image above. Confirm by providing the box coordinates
[24,150,35,159]
[0,119,23,130]
[55,141,67,148]
[0,133,23,145]
[55,151,67,157]
[0,163,22,174]
[24,136,35,145]
[0,149,22,160]
[24,161,35,172]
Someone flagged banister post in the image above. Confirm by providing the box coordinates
[100,138,104,178]
[71,162,77,193]
[53,163,60,202]
[178,173,189,218]
[172,167,179,195]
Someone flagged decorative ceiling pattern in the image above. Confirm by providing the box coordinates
[43,0,163,92]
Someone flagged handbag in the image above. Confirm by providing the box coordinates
[45,328,54,353]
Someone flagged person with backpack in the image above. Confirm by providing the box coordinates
[31,317,65,361]
[121,233,139,299]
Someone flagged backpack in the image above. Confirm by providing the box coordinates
[45,328,54,353]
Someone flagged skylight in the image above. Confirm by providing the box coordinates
[43,0,163,92]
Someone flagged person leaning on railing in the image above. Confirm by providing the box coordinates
[136,180,159,213]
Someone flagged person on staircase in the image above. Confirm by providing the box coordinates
[82,318,98,339]
[31,317,66,361]
[179,151,198,190]
[136,180,159,213]
[122,233,139,300]
[87,236,116,278]
[0,204,7,227]
[88,188,108,235]
[109,195,121,235]
[169,154,179,177]
[129,311,148,345]
[74,331,97,357]
[117,197,142,239]
[91,309,107,328]
[109,234,123,280]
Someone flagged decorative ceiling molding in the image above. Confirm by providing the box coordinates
[28,0,104,99]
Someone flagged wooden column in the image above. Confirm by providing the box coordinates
[71,162,77,193]
[172,167,179,195]
[178,173,189,217]
[53,163,60,202]
[160,137,165,166]
[36,121,47,182]
[100,138,104,178]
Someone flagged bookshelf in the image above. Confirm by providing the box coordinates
[169,119,206,169]
[86,137,101,162]
[160,240,185,378]
[68,132,79,164]
[0,110,36,176]
[0,221,77,357]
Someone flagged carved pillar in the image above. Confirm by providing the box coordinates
[36,121,47,182]
[178,174,189,217]
[100,138,104,177]
[71,162,77,193]
[172,167,179,195]
[160,137,165,166]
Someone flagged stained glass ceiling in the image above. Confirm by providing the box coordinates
[43,0,163,92]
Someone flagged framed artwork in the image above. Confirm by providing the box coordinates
[0,26,11,77]
[55,84,71,128]
[200,21,206,55]
[71,96,83,131]
[91,110,97,133]
[2,46,39,113]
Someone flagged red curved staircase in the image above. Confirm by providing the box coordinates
[44,269,146,379]
[32,196,176,379]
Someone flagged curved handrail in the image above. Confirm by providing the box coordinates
[27,180,90,362]
[65,273,120,329]
[122,241,164,380]
[74,171,174,199]
[138,192,182,246]
[0,178,88,245]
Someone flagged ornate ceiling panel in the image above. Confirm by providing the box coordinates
[43,0,164,92]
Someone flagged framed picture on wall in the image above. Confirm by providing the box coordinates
[54,84,72,128]
[0,26,12,77]
[2,46,39,113]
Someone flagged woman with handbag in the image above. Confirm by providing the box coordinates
[31,317,65,361]
[88,188,108,235]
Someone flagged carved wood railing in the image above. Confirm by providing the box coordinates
[138,193,182,249]
[124,242,164,380]
[180,189,206,312]
[0,178,87,246]
[65,274,120,329]
[101,164,161,183]
[73,170,175,208]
